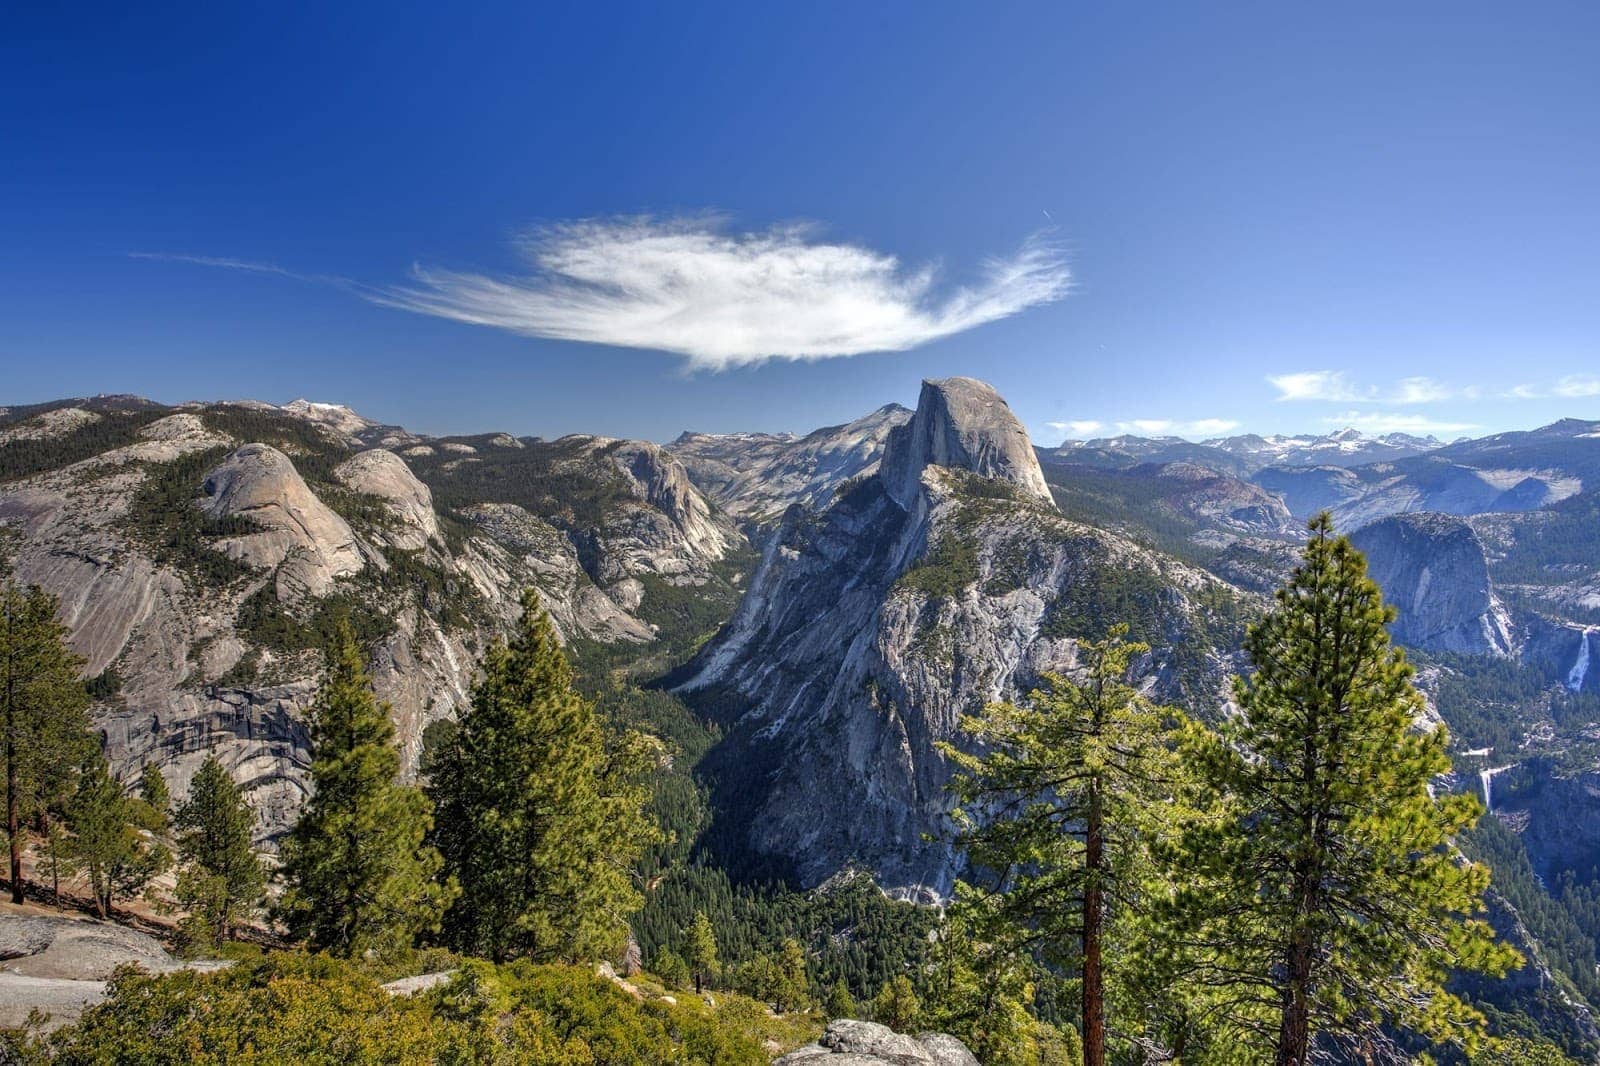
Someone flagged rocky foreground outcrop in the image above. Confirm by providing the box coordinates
[0,910,227,1030]
[776,1020,977,1066]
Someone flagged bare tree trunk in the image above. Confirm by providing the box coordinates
[1083,774,1105,1066]
[1275,926,1313,1066]
[6,661,21,906]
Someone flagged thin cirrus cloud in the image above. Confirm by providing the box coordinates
[1267,371,1473,405]
[1508,374,1600,400]
[1046,417,1240,441]
[1046,419,1104,437]
[126,251,343,286]
[367,217,1072,370]
[1322,410,1479,436]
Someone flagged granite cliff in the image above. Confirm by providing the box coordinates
[679,378,1243,898]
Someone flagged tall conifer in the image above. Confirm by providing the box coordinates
[67,750,168,916]
[944,626,1187,1066]
[429,590,657,962]
[278,621,454,957]
[175,756,265,945]
[1175,513,1519,1063]
[1,574,90,902]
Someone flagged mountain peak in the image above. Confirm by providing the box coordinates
[879,377,1053,509]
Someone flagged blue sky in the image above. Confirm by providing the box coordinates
[3,2,1597,444]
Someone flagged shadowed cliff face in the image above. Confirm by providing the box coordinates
[681,378,1240,898]
[1350,512,1515,657]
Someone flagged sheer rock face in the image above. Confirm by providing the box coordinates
[200,443,364,599]
[879,377,1052,510]
[333,448,440,550]
[454,502,654,644]
[682,380,1235,898]
[1349,512,1514,657]
[606,439,734,569]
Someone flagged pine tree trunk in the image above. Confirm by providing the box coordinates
[1275,926,1313,1066]
[1083,774,1105,1066]
[6,675,21,906]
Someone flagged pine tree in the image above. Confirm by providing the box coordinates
[873,974,921,1033]
[1175,513,1520,1064]
[773,937,810,1013]
[943,625,1188,1066]
[66,749,169,917]
[686,909,720,994]
[278,621,454,958]
[429,591,658,963]
[922,915,1040,1066]
[654,947,690,989]
[40,812,76,905]
[1,575,90,902]
[175,756,265,946]
[825,978,857,1020]
[137,764,171,830]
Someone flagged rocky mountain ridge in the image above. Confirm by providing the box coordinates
[668,403,912,525]
[0,398,742,838]
[679,378,1245,897]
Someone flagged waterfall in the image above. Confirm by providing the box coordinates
[1568,628,1594,693]
[1480,765,1515,812]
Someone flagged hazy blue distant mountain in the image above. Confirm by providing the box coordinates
[1053,426,1444,474]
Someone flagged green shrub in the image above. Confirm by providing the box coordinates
[26,953,779,1065]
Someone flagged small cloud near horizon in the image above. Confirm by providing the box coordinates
[1507,374,1600,400]
[1321,410,1479,436]
[1269,371,1477,405]
[1045,416,1240,443]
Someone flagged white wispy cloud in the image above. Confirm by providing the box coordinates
[367,217,1070,369]
[1046,419,1103,438]
[1271,371,1485,405]
[1393,376,1456,403]
[1104,418,1241,438]
[1504,374,1600,400]
[128,252,341,286]
[1178,418,1243,437]
[1323,410,1479,435]
[1555,374,1600,398]
[1268,370,1371,402]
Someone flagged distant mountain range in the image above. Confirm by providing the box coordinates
[1053,426,1447,474]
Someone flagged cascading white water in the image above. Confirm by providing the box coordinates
[1480,765,1515,812]
[1568,628,1594,693]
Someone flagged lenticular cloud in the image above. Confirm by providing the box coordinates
[371,218,1070,369]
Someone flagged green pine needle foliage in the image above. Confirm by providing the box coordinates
[1170,513,1522,1063]
[278,620,456,958]
[428,590,661,963]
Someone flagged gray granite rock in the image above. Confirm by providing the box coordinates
[775,1020,977,1066]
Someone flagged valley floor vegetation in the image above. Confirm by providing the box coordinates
[0,516,1580,1063]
